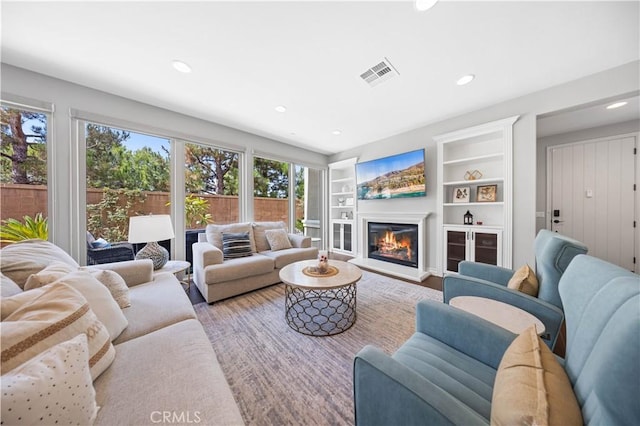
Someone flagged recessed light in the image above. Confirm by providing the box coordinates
[606,101,627,110]
[456,74,475,86]
[172,60,192,73]
[415,0,438,12]
[332,130,342,136]
[275,105,287,113]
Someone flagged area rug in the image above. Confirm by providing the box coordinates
[194,270,443,426]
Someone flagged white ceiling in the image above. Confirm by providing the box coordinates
[2,1,639,155]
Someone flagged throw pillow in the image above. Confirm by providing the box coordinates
[222,232,253,260]
[205,222,257,253]
[253,221,287,252]
[90,238,111,248]
[0,239,79,289]
[88,269,131,308]
[24,261,76,290]
[0,334,98,425]
[1,272,22,298]
[491,326,582,426]
[2,282,116,380]
[1,287,46,321]
[507,264,539,297]
[265,228,292,251]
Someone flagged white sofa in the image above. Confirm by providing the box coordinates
[192,221,318,303]
[1,239,244,425]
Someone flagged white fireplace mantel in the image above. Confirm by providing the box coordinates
[348,212,431,282]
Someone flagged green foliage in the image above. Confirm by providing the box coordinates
[85,125,169,191]
[87,188,147,242]
[185,144,238,195]
[167,194,213,229]
[1,107,47,184]
[0,213,48,243]
[254,157,289,198]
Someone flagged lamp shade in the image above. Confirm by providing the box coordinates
[128,215,175,243]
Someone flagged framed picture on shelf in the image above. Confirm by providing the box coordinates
[452,186,470,203]
[341,211,349,219]
[477,184,498,202]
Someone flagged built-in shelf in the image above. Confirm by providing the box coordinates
[329,157,357,254]
[435,115,519,275]
[442,153,503,166]
[443,177,504,186]
[331,177,353,183]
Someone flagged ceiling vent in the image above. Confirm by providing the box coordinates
[360,58,399,87]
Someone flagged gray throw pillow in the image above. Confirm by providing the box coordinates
[222,232,253,260]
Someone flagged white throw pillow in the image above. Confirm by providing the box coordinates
[1,272,22,298]
[51,270,128,341]
[24,261,76,290]
[2,282,115,380]
[0,334,98,425]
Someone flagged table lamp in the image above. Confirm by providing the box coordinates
[128,214,175,270]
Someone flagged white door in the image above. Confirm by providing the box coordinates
[547,135,637,272]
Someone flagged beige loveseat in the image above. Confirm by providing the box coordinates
[192,221,319,303]
[1,239,244,425]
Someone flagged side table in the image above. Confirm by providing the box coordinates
[449,296,545,336]
[154,260,191,292]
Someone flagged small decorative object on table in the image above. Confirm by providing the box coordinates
[464,170,483,181]
[464,210,474,225]
[317,251,329,274]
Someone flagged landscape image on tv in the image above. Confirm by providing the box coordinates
[356,149,426,200]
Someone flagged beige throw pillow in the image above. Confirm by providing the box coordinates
[2,282,115,380]
[0,239,79,288]
[24,261,76,290]
[253,221,287,252]
[265,228,292,251]
[0,334,98,425]
[88,269,131,309]
[507,264,539,297]
[491,326,582,426]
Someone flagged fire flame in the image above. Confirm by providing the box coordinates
[377,230,413,261]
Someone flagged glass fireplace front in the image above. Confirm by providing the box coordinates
[367,222,418,268]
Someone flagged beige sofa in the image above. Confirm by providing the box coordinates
[1,239,244,425]
[192,221,319,303]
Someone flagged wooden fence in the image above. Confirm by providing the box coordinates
[1,184,302,231]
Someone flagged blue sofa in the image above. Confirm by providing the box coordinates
[353,254,639,425]
[442,229,587,348]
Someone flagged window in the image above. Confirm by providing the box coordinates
[296,165,323,247]
[253,156,290,225]
[184,143,240,227]
[85,123,170,245]
[0,105,49,243]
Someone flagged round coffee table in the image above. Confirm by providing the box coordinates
[279,259,362,336]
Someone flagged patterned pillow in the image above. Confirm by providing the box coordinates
[265,229,292,251]
[253,221,287,252]
[0,334,98,425]
[205,222,256,252]
[85,269,131,309]
[222,232,253,260]
[1,282,116,380]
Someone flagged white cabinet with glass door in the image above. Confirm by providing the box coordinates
[444,226,503,273]
[329,157,357,255]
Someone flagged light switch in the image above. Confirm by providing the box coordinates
[585,189,593,198]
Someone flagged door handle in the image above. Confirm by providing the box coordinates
[553,219,564,224]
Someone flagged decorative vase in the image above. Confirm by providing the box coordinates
[135,241,169,270]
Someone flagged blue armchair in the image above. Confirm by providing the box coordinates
[353,254,639,425]
[442,230,587,348]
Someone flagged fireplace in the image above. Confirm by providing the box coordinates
[367,222,419,268]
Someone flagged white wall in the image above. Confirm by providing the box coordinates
[1,63,328,259]
[536,119,640,232]
[331,61,640,272]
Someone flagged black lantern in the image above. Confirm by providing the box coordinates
[464,210,473,225]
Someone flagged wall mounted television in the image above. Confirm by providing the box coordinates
[355,149,426,200]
